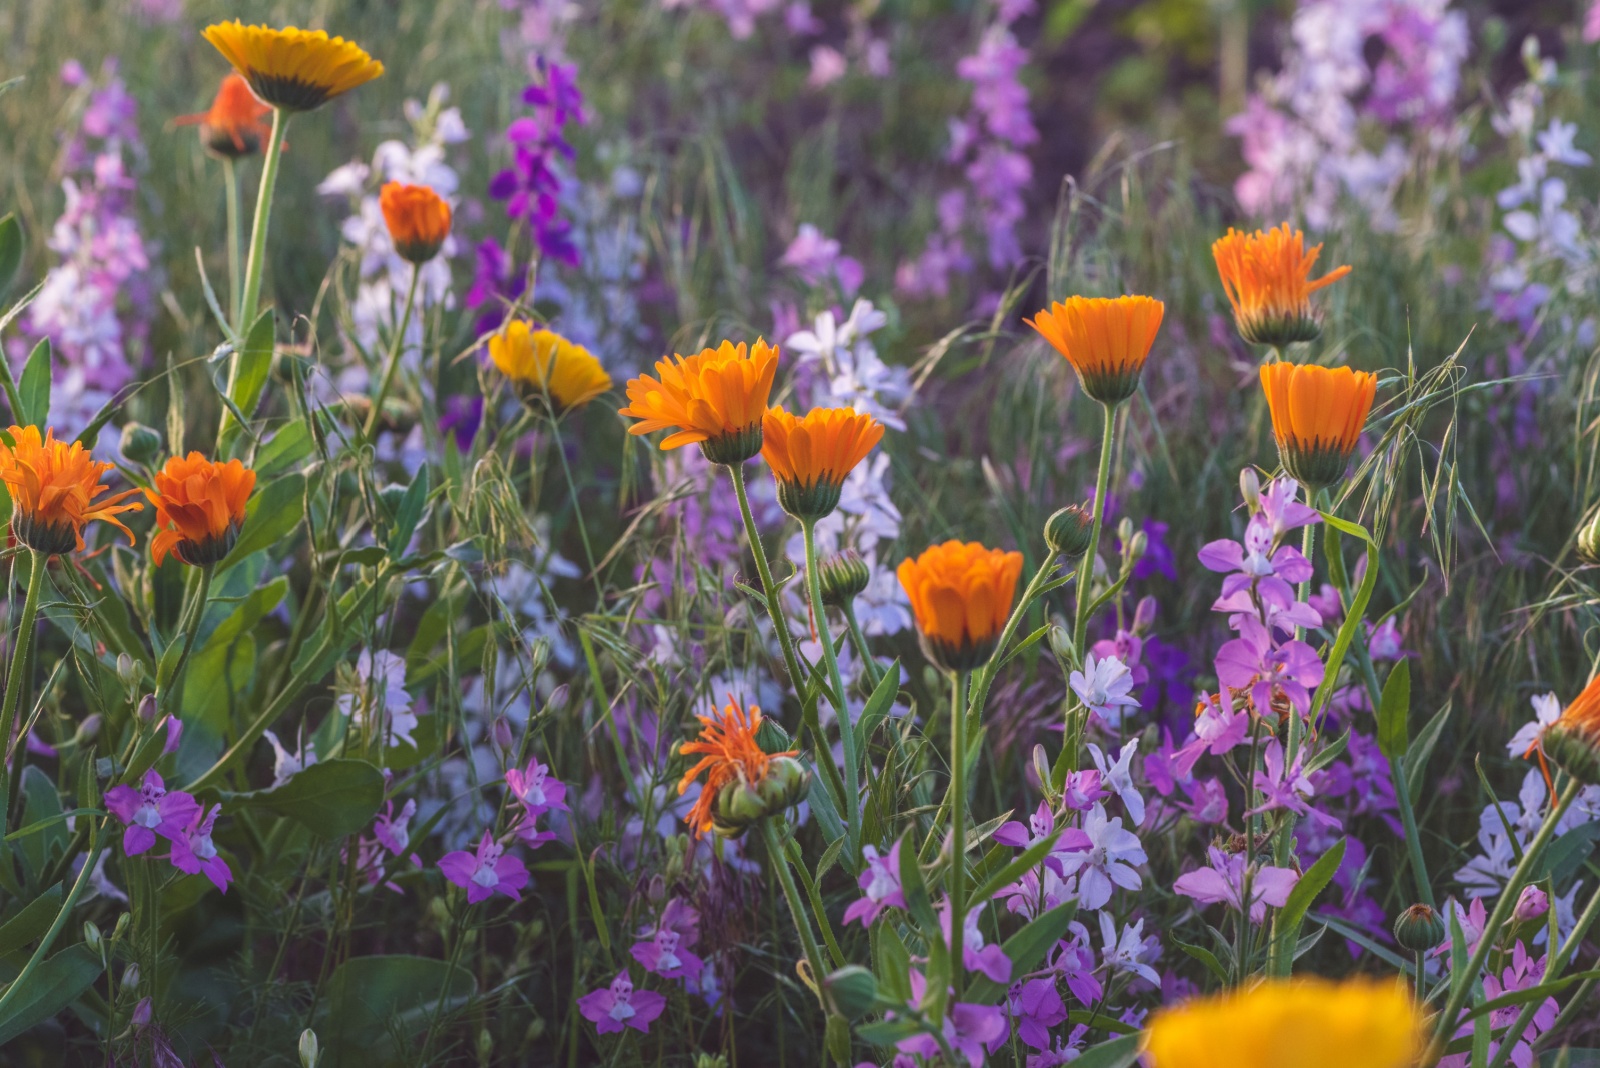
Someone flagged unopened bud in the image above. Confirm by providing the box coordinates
[1392,903,1447,952]
[119,422,162,465]
[1514,885,1549,923]
[74,714,103,744]
[1240,468,1261,513]
[526,637,551,677]
[476,1028,494,1059]
[130,996,152,1029]
[113,913,131,940]
[299,1028,321,1068]
[1133,595,1157,632]
[1127,530,1148,560]
[136,694,157,723]
[1044,504,1095,558]
[377,483,408,518]
[116,653,137,689]
[1579,510,1600,566]
[121,963,141,990]
[693,1056,729,1068]
[1032,744,1054,797]
[83,921,102,952]
[492,716,515,752]
[1116,517,1135,545]
[817,550,871,607]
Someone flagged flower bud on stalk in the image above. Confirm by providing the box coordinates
[1579,509,1600,565]
[1513,885,1549,923]
[817,550,871,607]
[1044,504,1095,558]
[1392,903,1447,952]
[119,422,163,466]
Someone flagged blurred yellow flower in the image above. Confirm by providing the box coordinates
[202,22,383,112]
[489,320,612,414]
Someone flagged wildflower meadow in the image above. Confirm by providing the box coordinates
[4,1,1600,1065]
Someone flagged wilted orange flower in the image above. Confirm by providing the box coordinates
[1259,362,1377,489]
[619,340,779,464]
[175,73,273,159]
[677,701,799,838]
[202,22,383,113]
[897,541,1024,672]
[0,426,142,556]
[1026,295,1165,406]
[1213,224,1351,348]
[144,453,256,567]
[761,406,884,519]
[489,320,611,413]
[1527,673,1600,788]
[380,182,452,265]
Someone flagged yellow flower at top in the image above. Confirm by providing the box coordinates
[1213,223,1352,348]
[897,540,1024,672]
[1143,977,1422,1068]
[619,340,779,465]
[1259,361,1377,490]
[761,406,884,520]
[0,426,143,556]
[489,319,612,414]
[1527,673,1600,787]
[144,453,256,568]
[202,22,383,113]
[1026,295,1164,406]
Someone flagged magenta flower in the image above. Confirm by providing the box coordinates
[1173,693,1250,777]
[161,716,182,755]
[1246,740,1341,831]
[1175,776,1229,824]
[1514,885,1549,923]
[373,798,419,860]
[843,841,907,927]
[1054,803,1145,910]
[1441,942,1557,1068]
[939,898,1013,984]
[505,755,568,818]
[1046,924,1104,1006]
[1258,477,1320,537]
[104,770,199,856]
[576,972,666,1035]
[168,804,231,892]
[1059,769,1109,812]
[1069,653,1141,728]
[1173,846,1299,922]
[438,832,529,904]
[1007,977,1067,1050]
[994,801,1092,865]
[630,898,703,981]
[896,969,1007,1067]
[1215,616,1324,719]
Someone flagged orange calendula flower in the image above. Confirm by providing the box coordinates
[619,340,779,465]
[175,73,273,159]
[1143,977,1422,1068]
[380,182,452,265]
[1213,223,1352,348]
[1025,295,1165,406]
[488,319,612,414]
[144,453,257,568]
[761,406,885,520]
[1259,362,1377,490]
[202,22,383,113]
[1527,674,1600,788]
[897,541,1024,672]
[677,701,806,838]
[0,426,143,556]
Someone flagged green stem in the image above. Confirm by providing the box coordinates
[803,519,860,858]
[1424,780,1583,1065]
[418,893,470,1064]
[1389,757,1434,907]
[224,157,242,327]
[1072,402,1116,661]
[234,106,286,337]
[550,417,603,600]
[1490,876,1600,1068]
[968,555,1054,727]
[1283,515,1316,770]
[762,818,828,1008]
[0,818,104,1017]
[727,462,808,698]
[158,563,214,720]
[948,669,969,992]
[0,549,47,829]
[840,600,881,691]
[363,263,422,440]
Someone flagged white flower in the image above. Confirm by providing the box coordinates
[1538,119,1592,167]
[1056,803,1145,911]
[1098,913,1161,986]
[339,650,419,749]
[264,729,316,787]
[1088,740,1145,826]
[1508,692,1562,757]
[1070,654,1141,728]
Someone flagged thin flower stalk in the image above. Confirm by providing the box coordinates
[157,562,216,719]
[948,668,970,989]
[761,817,830,1009]
[1072,401,1116,661]
[727,461,810,701]
[802,517,861,861]
[0,550,47,826]
[220,105,285,450]
[363,261,422,440]
[0,816,105,1019]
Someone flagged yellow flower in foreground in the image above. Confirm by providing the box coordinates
[1026,295,1164,406]
[1259,361,1377,490]
[489,320,612,414]
[1214,223,1351,348]
[202,22,383,112]
[619,340,779,465]
[1143,978,1422,1068]
[761,406,884,520]
[0,426,143,556]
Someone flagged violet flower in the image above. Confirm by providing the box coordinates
[1054,803,1145,911]
[1087,740,1145,827]
[1246,740,1340,831]
[1069,654,1141,728]
[896,969,1008,1067]
[576,971,666,1035]
[843,841,907,927]
[1214,616,1325,720]
[1506,692,1561,757]
[1046,923,1104,1006]
[1097,913,1161,987]
[1173,846,1299,923]
[506,755,569,818]
[938,898,1013,984]
[1007,976,1067,1051]
[104,770,199,856]
[631,898,703,980]
[438,831,529,904]
[1440,942,1557,1068]
[168,804,232,892]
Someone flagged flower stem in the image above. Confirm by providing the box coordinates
[762,818,829,1008]
[1283,511,1316,771]
[1072,401,1116,662]
[967,554,1054,726]
[803,518,860,858]
[0,549,47,830]
[363,262,422,440]
[549,416,603,601]
[158,563,214,720]
[234,107,285,336]
[948,669,969,992]
[223,156,242,326]
[1488,874,1600,1068]
[840,600,881,691]
[0,816,104,1017]
[727,461,807,699]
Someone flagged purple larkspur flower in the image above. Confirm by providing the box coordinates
[438,831,529,904]
[104,770,199,856]
[843,841,907,927]
[577,971,666,1035]
[1174,846,1298,922]
[168,803,232,892]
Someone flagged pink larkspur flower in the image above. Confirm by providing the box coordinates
[438,831,529,904]
[104,770,199,856]
[168,803,232,892]
[577,971,667,1035]
[1173,846,1298,922]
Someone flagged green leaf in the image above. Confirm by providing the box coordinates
[315,954,476,1066]
[854,657,902,749]
[222,759,384,839]
[964,900,1077,1005]
[219,472,306,572]
[1377,659,1411,760]
[1067,1033,1143,1068]
[0,887,62,961]
[854,1018,925,1047]
[0,214,22,300]
[17,339,48,429]
[223,309,275,442]
[1308,514,1380,723]
[970,829,1063,903]
[387,463,431,557]
[0,944,103,1045]
[1174,937,1229,985]
[181,576,287,731]
[1406,700,1453,804]
[16,768,66,881]
[1268,838,1346,977]
[1536,822,1600,887]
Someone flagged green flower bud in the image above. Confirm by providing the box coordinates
[824,966,880,1019]
[1392,903,1447,952]
[1044,504,1095,558]
[119,422,163,465]
[1579,509,1600,566]
[818,549,871,607]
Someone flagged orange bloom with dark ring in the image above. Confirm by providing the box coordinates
[897,541,1024,672]
[1526,674,1600,788]
[0,426,143,556]
[175,74,273,159]
[144,453,257,568]
[1213,224,1351,348]
[380,182,452,265]
[761,406,884,520]
[619,340,779,465]
[202,22,383,113]
[1026,295,1164,406]
[1259,362,1377,490]
[677,701,805,838]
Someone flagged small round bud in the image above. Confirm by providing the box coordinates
[1546,719,1600,787]
[476,1028,494,1060]
[136,693,157,723]
[1044,504,1095,558]
[121,963,141,990]
[492,716,515,752]
[299,1028,321,1068]
[74,714,103,744]
[1579,510,1600,566]
[1392,903,1447,952]
[1048,625,1074,661]
[1240,467,1261,513]
[824,965,879,1019]
[113,913,131,940]
[83,921,102,952]
[119,422,163,465]
[1031,744,1054,797]
[817,550,871,607]
[1127,530,1148,560]
[377,483,408,517]
[1514,885,1549,923]
[131,997,152,1029]
[1116,517,1135,545]
[117,653,137,689]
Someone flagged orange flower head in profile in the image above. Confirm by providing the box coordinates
[488,319,612,414]
[761,406,885,520]
[1259,362,1377,490]
[897,541,1025,672]
[1143,977,1422,1068]
[1025,295,1165,406]
[1527,674,1600,788]
[144,454,256,568]
[677,700,807,838]
[619,339,779,465]
[175,73,273,159]
[1213,223,1352,348]
[0,426,143,556]
[380,182,452,265]
[202,22,383,113]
